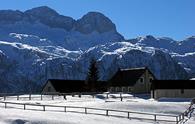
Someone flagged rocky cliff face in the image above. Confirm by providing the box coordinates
[25,6,75,31]
[75,12,117,34]
[127,35,195,77]
[0,6,193,93]
[0,7,123,50]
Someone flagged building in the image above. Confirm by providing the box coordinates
[108,67,155,93]
[151,80,195,99]
[41,79,107,94]
[42,67,155,94]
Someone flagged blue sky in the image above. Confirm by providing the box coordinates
[0,0,195,40]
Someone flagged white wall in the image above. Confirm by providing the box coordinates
[153,89,195,99]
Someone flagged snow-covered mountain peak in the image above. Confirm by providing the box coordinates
[75,11,117,34]
[24,6,75,31]
[143,35,157,40]
[0,6,124,50]
[24,6,58,16]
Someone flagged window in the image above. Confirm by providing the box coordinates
[110,87,115,92]
[116,87,121,92]
[140,77,144,84]
[149,77,153,83]
[181,89,184,94]
[122,87,128,92]
[128,87,132,92]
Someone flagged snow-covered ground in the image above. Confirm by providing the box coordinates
[0,94,194,124]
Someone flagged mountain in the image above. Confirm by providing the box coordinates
[0,6,124,50]
[128,35,195,54]
[127,35,195,77]
[0,6,193,92]
[75,42,188,80]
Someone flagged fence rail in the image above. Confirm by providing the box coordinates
[0,92,105,100]
[0,101,183,123]
[0,92,141,102]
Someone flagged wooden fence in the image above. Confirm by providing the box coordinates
[0,92,130,101]
[0,101,184,124]
[0,93,96,101]
[0,92,137,101]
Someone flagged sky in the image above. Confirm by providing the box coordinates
[0,0,195,41]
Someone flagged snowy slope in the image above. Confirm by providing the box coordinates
[75,42,188,80]
[0,108,153,124]
[0,40,80,92]
[0,38,189,92]
[128,35,195,54]
[128,35,195,77]
[0,94,193,124]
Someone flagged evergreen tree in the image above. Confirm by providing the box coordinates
[86,59,99,91]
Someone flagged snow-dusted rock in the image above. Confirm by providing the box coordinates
[75,12,117,34]
[25,6,75,31]
[75,42,188,80]
[0,6,124,50]
[128,35,195,78]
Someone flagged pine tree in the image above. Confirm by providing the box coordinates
[86,59,99,92]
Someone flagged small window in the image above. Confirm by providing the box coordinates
[116,87,121,92]
[110,87,115,92]
[140,77,144,84]
[149,77,153,83]
[181,89,184,94]
[128,87,132,92]
[122,87,127,92]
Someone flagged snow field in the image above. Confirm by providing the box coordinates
[0,94,192,124]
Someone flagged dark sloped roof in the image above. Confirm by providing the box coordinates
[151,80,195,90]
[45,79,108,93]
[109,67,153,87]
[48,79,87,92]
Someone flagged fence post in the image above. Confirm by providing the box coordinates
[24,104,26,110]
[52,95,54,100]
[41,94,43,100]
[4,96,6,101]
[29,94,31,100]
[43,105,45,111]
[64,106,66,112]
[106,93,109,99]
[5,103,7,108]
[106,110,108,116]
[17,95,19,100]
[154,115,156,121]
[85,108,87,114]
[127,112,130,119]
[120,93,123,101]
[176,116,178,124]
[64,95,66,100]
